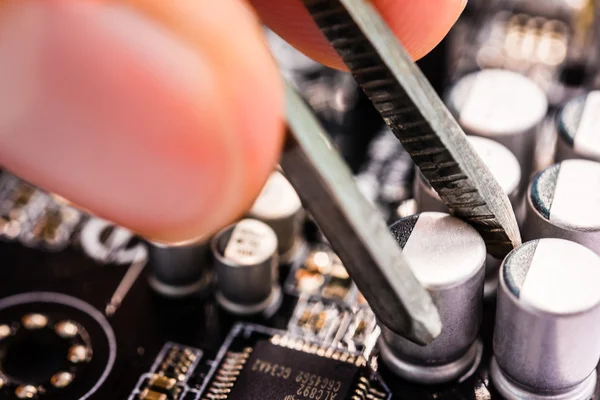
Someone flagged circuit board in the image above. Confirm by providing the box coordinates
[0,199,494,400]
[1,1,600,399]
[1,182,599,400]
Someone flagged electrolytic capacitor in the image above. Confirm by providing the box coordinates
[211,218,282,316]
[491,238,600,400]
[446,69,548,183]
[523,159,600,254]
[148,241,211,297]
[414,135,522,298]
[555,91,600,162]
[379,212,486,384]
[248,171,305,264]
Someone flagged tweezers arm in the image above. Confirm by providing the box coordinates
[302,0,521,259]
[282,83,442,345]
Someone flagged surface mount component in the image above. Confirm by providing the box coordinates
[446,69,548,182]
[414,135,522,297]
[379,212,486,384]
[147,241,211,297]
[201,324,389,400]
[491,238,600,400]
[523,159,600,254]
[130,342,203,399]
[225,340,360,400]
[301,0,522,260]
[555,91,600,162]
[248,171,305,264]
[211,218,282,316]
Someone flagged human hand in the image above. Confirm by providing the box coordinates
[0,0,466,244]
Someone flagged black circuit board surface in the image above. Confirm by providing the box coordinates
[1,233,599,400]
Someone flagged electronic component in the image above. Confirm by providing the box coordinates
[288,296,381,358]
[446,69,548,183]
[523,159,600,254]
[201,324,389,400]
[414,135,522,297]
[147,241,211,298]
[288,297,346,344]
[491,238,600,400]
[248,171,306,264]
[0,173,82,249]
[228,340,359,400]
[555,91,600,162]
[152,344,201,383]
[0,174,44,241]
[451,10,573,104]
[508,0,592,22]
[130,343,202,400]
[211,219,282,316]
[19,203,82,252]
[138,389,167,400]
[287,246,356,301]
[136,375,179,400]
[343,307,379,355]
[380,213,486,384]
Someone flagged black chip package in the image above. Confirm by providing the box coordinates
[228,340,360,400]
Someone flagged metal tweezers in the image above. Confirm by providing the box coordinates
[280,0,522,345]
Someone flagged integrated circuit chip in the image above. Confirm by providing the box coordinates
[227,340,360,400]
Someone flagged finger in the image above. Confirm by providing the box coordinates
[0,0,283,244]
[251,0,467,69]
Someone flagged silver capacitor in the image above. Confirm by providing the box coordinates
[379,212,486,384]
[491,238,600,400]
[523,159,600,254]
[211,218,282,316]
[446,69,548,182]
[555,91,600,162]
[249,171,305,264]
[414,136,522,298]
[148,241,211,297]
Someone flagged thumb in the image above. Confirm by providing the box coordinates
[252,0,468,69]
[0,0,283,244]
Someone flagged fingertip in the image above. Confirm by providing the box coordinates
[382,0,467,61]
[251,0,344,70]
[0,0,284,244]
[136,0,286,237]
[252,0,466,68]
